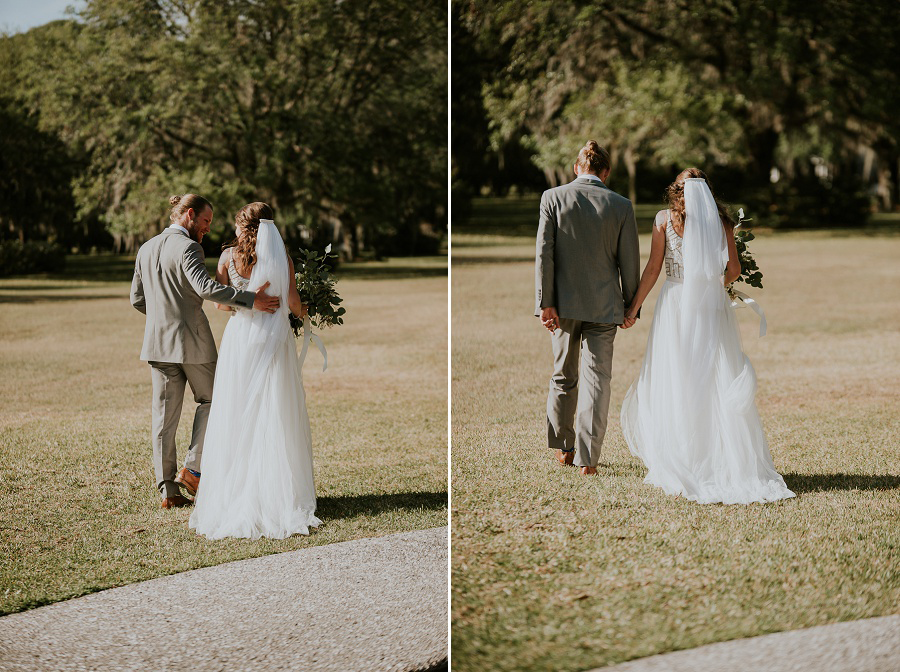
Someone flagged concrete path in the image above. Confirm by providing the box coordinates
[595,614,899,672]
[0,526,448,671]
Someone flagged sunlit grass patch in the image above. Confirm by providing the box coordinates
[0,260,448,615]
[450,228,900,672]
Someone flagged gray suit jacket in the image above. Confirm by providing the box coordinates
[130,228,255,363]
[535,176,641,324]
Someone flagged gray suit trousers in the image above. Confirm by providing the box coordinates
[149,361,215,498]
[547,319,617,468]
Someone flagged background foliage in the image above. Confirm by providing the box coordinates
[0,0,447,258]
[452,0,900,227]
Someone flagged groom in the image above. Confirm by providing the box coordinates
[130,193,280,508]
[535,141,641,475]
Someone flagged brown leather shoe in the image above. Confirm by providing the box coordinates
[580,466,598,476]
[174,467,200,497]
[555,449,575,466]
[161,494,193,509]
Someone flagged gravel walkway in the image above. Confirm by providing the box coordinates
[593,614,899,672]
[0,526,448,671]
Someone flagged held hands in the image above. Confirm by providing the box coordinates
[253,281,280,313]
[543,305,638,331]
[620,307,639,329]
[540,306,560,333]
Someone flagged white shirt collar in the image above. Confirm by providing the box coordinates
[170,224,190,236]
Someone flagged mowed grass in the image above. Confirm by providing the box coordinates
[451,222,900,671]
[0,256,447,615]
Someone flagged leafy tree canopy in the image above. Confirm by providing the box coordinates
[1,0,447,256]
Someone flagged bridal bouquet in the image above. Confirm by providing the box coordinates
[290,244,346,338]
[726,208,764,302]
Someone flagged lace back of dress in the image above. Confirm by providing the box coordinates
[663,210,684,280]
[228,254,251,291]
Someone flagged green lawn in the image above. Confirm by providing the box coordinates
[450,213,900,671]
[0,256,448,615]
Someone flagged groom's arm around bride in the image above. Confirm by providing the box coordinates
[130,193,280,508]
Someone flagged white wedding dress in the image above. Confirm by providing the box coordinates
[621,179,795,504]
[189,220,322,539]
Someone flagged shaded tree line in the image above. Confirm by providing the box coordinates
[0,0,447,258]
[453,0,900,227]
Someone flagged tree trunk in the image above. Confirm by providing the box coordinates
[875,163,892,211]
[353,223,364,260]
[542,167,557,187]
[750,128,780,184]
[896,155,900,210]
[623,146,637,204]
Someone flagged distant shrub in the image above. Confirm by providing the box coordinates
[750,172,871,229]
[0,240,66,277]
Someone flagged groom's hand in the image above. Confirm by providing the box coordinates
[541,306,559,332]
[253,281,280,313]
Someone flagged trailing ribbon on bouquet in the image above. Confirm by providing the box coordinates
[730,289,767,338]
[297,314,328,371]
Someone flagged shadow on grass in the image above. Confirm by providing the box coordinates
[450,255,533,265]
[816,227,900,238]
[335,264,447,280]
[317,491,448,520]
[457,197,661,237]
[0,284,98,291]
[0,293,124,304]
[783,472,900,494]
[59,255,139,282]
[458,197,900,240]
[450,237,533,248]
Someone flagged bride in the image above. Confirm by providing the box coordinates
[189,202,322,538]
[620,169,794,504]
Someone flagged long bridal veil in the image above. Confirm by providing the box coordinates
[621,179,794,504]
[190,219,321,539]
[679,179,730,469]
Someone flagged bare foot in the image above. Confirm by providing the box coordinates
[580,466,597,476]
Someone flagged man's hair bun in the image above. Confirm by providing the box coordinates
[576,141,611,175]
[168,193,211,224]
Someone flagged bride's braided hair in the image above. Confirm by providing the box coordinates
[665,168,735,235]
[226,202,274,274]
